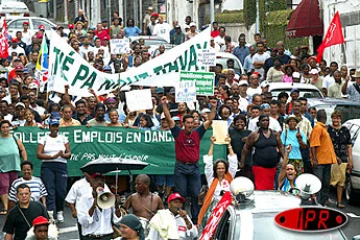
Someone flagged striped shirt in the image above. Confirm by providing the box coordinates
[8,177,47,203]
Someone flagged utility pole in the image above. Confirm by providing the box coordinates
[210,0,215,24]
[255,0,259,33]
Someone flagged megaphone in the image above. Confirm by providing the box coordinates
[96,187,115,209]
[296,174,322,200]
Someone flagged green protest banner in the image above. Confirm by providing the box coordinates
[13,126,226,177]
[180,71,215,96]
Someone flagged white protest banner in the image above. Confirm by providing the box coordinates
[197,49,216,66]
[125,89,153,112]
[110,38,130,54]
[176,80,196,103]
[48,28,210,97]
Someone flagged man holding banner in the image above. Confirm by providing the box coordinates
[161,96,217,223]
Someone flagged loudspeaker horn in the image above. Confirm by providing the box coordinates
[296,174,322,199]
[96,187,115,209]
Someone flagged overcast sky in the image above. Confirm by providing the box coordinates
[222,0,243,11]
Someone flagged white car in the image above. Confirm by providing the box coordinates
[342,118,360,205]
[0,0,29,17]
[6,17,68,39]
[269,82,324,99]
[215,52,244,75]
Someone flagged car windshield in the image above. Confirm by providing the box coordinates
[252,212,345,239]
[215,57,242,74]
[312,104,360,124]
[271,89,322,99]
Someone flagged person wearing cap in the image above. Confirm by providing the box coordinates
[237,79,250,113]
[36,114,71,222]
[148,193,198,240]
[146,15,157,35]
[281,116,307,175]
[292,71,301,83]
[68,23,75,31]
[241,114,285,190]
[27,216,51,240]
[77,173,122,239]
[75,21,87,38]
[170,25,185,45]
[118,214,145,240]
[198,136,237,230]
[260,80,270,94]
[3,184,49,240]
[285,88,300,115]
[342,69,360,102]
[8,38,26,57]
[143,6,154,35]
[161,96,217,223]
[11,102,26,126]
[185,22,198,41]
[21,21,32,46]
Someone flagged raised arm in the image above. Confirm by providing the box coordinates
[278,145,292,188]
[203,99,217,130]
[161,96,175,129]
[240,132,256,168]
[275,131,285,159]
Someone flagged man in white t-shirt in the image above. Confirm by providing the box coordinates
[246,73,262,99]
[252,41,270,80]
[152,16,171,43]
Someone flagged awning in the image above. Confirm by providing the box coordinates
[286,0,323,38]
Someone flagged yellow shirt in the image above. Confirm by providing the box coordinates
[59,118,81,127]
[309,122,337,165]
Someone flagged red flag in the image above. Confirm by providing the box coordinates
[0,18,9,59]
[199,191,232,240]
[316,12,344,63]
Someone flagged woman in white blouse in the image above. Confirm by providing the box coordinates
[197,136,238,229]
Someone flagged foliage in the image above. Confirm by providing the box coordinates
[243,0,256,28]
[205,10,244,24]
[264,10,308,51]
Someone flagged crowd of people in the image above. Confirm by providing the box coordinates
[0,5,359,240]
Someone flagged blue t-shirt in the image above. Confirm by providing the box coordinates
[124,27,141,37]
[281,129,307,160]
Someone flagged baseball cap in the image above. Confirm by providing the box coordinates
[260,80,270,88]
[23,21,29,25]
[15,66,24,71]
[189,22,196,27]
[38,24,45,30]
[32,216,49,227]
[183,24,190,29]
[50,112,61,120]
[238,80,248,86]
[11,38,18,43]
[200,108,211,114]
[15,102,25,108]
[310,69,319,75]
[155,87,164,94]
[292,72,300,78]
[68,23,74,29]
[168,88,175,94]
[49,118,60,126]
[175,25,181,29]
[260,103,270,110]
[103,65,112,71]
[253,71,262,77]
[167,193,186,204]
[103,35,110,41]
[23,68,29,74]
[28,83,38,89]
[290,88,300,94]
[172,116,180,121]
[104,97,116,103]
[148,6,154,10]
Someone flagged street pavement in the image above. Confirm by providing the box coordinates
[0,194,359,240]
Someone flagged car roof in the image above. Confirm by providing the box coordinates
[235,191,302,214]
[344,118,360,125]
[129,36,167,41]
[307,97,360,106]
[216,51,239,59]
[269,82,320,91]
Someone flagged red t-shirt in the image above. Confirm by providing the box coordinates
[170,125,206,163]
[211,30,220,38]
[95,30,110,44]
